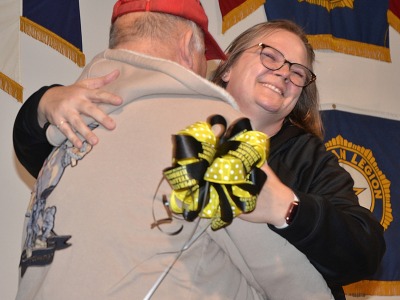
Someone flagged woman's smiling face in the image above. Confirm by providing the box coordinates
[224,29,309,123]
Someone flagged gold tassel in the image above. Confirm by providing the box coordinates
[388,10,400,34]
[222,0,265,33]
[0,72,23,103]
[307,34,391,62]
[20,16,85,67]
[345,280,400,296]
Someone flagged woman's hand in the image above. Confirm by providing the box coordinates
[239,164,295,227]
[38,70,123,148]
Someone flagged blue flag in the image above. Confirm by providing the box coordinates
[21,0,85,67]
[264,0,391,62]
[322,108,400,296]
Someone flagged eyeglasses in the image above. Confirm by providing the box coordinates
[247,43,316,87]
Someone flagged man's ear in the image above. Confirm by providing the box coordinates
[179,29,195,69]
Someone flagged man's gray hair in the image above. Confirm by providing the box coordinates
[109,12,204,54]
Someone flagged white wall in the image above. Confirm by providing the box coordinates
[0,1,399,299]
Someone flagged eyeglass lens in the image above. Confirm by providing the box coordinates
[260,45,313,87]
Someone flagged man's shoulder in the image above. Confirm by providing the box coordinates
[84,48,238,110]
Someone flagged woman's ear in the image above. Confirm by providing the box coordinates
[222,69,231,82]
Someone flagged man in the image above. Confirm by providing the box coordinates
[15,1,334,299]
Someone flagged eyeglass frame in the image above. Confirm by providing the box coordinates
[245,43,317,87]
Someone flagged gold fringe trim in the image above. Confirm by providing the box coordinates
[307,34,391,62]
[0,72,23,103]
[388,10,400,34]
[222,0,266,33]
[344,280,400,296]
[20,16,85,67]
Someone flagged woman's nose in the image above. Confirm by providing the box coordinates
[273,63,291,81]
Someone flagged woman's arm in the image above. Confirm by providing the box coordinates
[13,71,122,178]
[13,85,58,178]
[268,135,386,285]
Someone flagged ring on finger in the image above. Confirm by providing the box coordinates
[56,120,68,129]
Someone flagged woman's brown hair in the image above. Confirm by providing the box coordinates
[212,20,323,139]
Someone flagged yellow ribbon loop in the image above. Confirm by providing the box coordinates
[163,115,269,230]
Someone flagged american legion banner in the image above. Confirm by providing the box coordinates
[322,105,400,296]
[20,0,85,68]
[264,0,391,62]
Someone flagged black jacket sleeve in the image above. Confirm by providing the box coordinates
[13,85,61,178]
[268,126,385,297]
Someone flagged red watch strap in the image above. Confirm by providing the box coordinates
[285,201,299,225]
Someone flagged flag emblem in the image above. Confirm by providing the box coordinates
[325,135,393,230]
[298,0,354,11]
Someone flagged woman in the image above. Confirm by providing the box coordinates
[211,20,386,299]
[13,20,385,300]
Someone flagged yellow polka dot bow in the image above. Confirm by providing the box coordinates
[163,115,269,230]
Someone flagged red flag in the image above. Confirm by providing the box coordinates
[219,0,265,33]
[388,0,400,33]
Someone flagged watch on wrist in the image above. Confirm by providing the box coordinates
[285,201,299,225]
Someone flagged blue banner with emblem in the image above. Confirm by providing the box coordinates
[21,0,85,67]
[322,108,400,296]
[264,0,391,62]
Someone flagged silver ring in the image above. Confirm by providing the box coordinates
[56,120,67,129]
